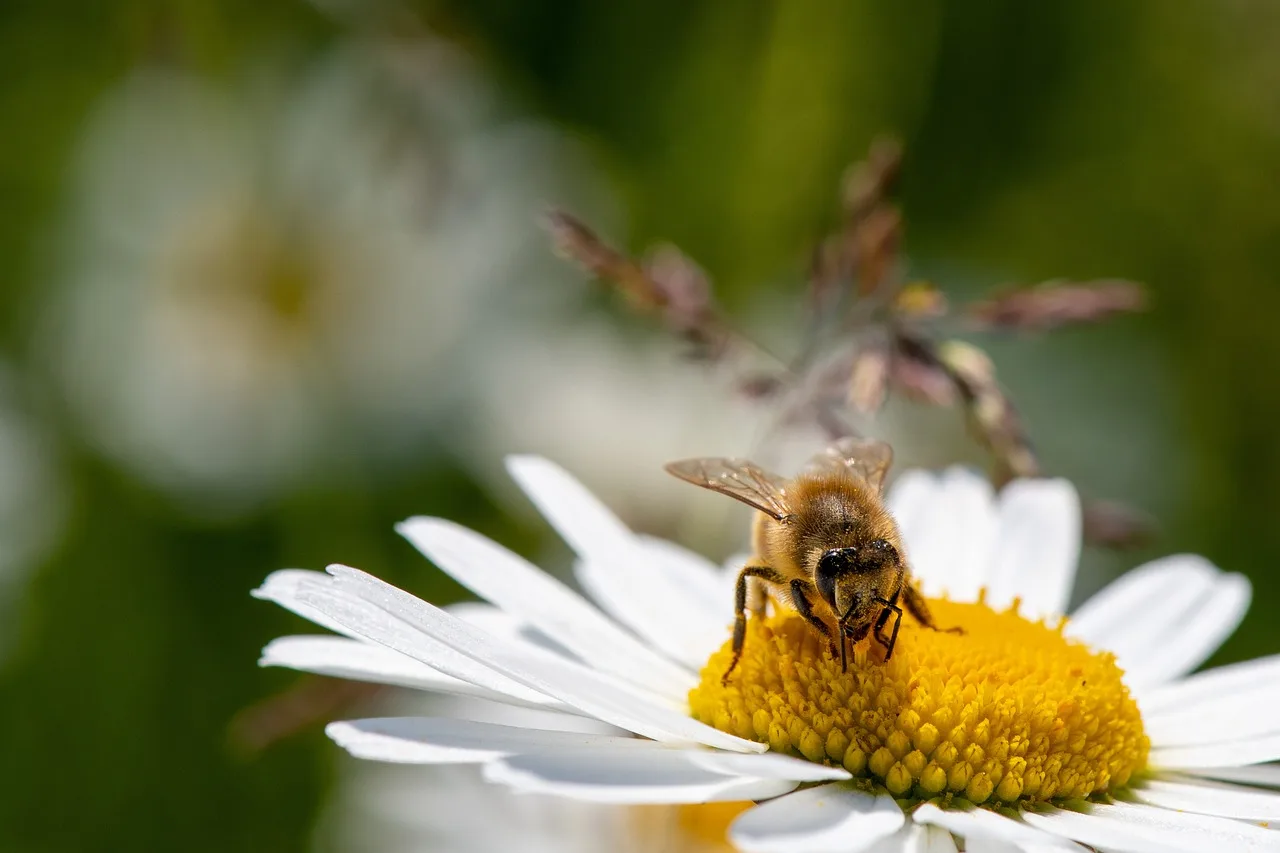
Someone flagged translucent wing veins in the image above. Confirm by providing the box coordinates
[810,437,894,494]
[664,458,792,520]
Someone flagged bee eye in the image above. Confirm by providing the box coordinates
[816,547,858,608]
[856,539,899,572]
[866,539,899,563]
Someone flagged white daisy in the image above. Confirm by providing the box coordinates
[0,365,64,657]
[43,41,604,512]
[256,456,1280,853]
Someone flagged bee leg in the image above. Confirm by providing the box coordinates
[788,579,837,664]
[902,583,965,635]
[726,566,786,685]
[747,576,769,619]
[871,596,904,661]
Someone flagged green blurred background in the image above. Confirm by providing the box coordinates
[2,1,1279,850]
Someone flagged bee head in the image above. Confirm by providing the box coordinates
[816,539,901,624]
[815,546,858,610]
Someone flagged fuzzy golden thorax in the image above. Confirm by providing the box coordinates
[752,471,905,618]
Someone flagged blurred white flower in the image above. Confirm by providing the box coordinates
[44,39,606,514]
[0,366,64,653]
[455,315,944,543]
[460,324,765,522]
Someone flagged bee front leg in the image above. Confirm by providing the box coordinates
[747,576,769,619]
[871,595,903,661]
[727,566,786,685]
[902,583,965,635]
[788,579,838,664]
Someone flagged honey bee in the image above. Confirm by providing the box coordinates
[666,438,957,683]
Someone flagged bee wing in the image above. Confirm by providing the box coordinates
[813,437,894,494]
[663,457,793,520]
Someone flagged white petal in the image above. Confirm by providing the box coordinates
[1132,775,1280,820]
[913,802,1086,851]
[902,824,960,853]
[397,516,694,698]
[325,717,653,764]
[1066,554,1215,651]
[890,468,997,601]
[1141,654,1280,718]
[962,837,1021,853]
[686,751,850,783]
[504,455,724,671]
[972,839,1079,853]
[484,749,798,804]
[861,824,959,853]
[1150,732,1280,769]
[499,741,835,781]
[1182,764,1280,788]
[307,565,765,753]
[410,693,626,735]
[254,569,361,638]
[575,557,726,669]
[1068,554,1251,688]
[985,477,1080,620]
[260,635,561,708]
[446,602,576,659]
[1118,573,1251,689]
[886,469,936,527]
[1142,656,1280,748]
[637,533,727,618]
[257,570,556,707]
[1023,800,1280,853]
[727,784,905,853]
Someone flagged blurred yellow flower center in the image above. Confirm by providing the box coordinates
[628,802,751,852]
[688,597,1148,805]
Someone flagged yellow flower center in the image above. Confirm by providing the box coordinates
[688,597,1148,805]
[628,802,751,852]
